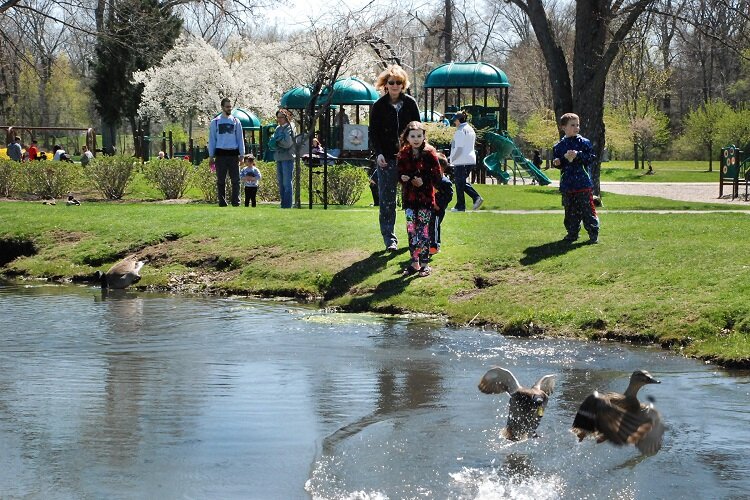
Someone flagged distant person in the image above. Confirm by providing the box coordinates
[449,111,483,211]
[397,121,442,278]
[157,150,167,160]
[370,64,421,252]
[430,152,453,256]
[80,145,94,167]
[27,140,39,161]
[336,107,350,125]
[240,154,262,207]
[532,149,543,169]
[552,112,599,244]
[208,97,245,207]
[272,108,295,208]
[368,162,379,207]
[7,136,21,162]
[311,137,324,156]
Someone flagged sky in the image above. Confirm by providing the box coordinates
[264,0,386,29]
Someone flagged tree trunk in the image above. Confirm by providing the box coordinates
[444,0,453,62]
[633,142,639,169]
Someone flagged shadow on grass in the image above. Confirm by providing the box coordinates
[325,248,405,300]
[519,239,588,266]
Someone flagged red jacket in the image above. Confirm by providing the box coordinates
[397,144,442,210]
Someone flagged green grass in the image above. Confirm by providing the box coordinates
[2,191,750,368]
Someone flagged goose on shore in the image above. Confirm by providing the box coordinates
[572,369,664,455]
[95,258,145,289]
[479,367,555,441]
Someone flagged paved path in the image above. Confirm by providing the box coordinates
[599,182,749,204]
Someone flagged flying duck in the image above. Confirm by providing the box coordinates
[479,367,556,441]
[572,369,664,455]
[95,257,145,289]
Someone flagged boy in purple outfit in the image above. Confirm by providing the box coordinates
[552,113,599,244]
[208,97,245,207]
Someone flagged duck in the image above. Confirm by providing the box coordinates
[66,195,81,206]
[478,366,555,441]
[95,257,145,289]
[572,369,664,455]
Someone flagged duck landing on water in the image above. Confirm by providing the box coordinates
[572,369,665,456]
[95,257,146,289]
[478,367,555,441]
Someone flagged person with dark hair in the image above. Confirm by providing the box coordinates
[7,136,22,162]
[370,64,421,252]
[397,121,442,277]
[430,153,453,256]
[552,112,599,244]
[208,97,245,207]
[27,140,39,161]
[240,154,262,207]
[449,111,483,211]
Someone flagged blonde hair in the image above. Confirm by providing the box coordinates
[375,65,411,92]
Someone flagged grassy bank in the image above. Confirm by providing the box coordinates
[2,184,750,368]
[539,160,721,183]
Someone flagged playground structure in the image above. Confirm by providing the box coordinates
[422,62,550,186]
[280,77,379,209]
[719,145,748,200]
[3,126,97,158]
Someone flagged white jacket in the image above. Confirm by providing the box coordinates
[449,123,476,166]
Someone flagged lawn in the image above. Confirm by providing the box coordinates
[1,188,750,368]
[540,160,721,183]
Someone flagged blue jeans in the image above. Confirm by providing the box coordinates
[276,160,294,208]
[453,164,480,211]
[216,155,240,206]
[377,159,399,247]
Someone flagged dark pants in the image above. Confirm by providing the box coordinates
[562,190,599,239]
[378,159,399,247]
[244,186,258,207]
[453,164,480,211]
[429,208,445,252]
[216,155,240,206]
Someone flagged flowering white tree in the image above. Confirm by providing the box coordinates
[132,34,245,133]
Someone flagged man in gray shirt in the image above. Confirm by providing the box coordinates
[7,136,22,162]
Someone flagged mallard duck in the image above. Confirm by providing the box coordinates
[479,367,555,441]
[572,369,664,455]
[95,257,145,289]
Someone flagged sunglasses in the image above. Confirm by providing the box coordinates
[387,80,403,85]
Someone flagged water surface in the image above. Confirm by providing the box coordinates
[0,283,748,499]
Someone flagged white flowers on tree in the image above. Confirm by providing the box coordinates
[133,31,383,127]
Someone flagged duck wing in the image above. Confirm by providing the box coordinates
[635,404,664,455]
[478,367,521,395]
[532,374,555,396]
[573,392,656,446]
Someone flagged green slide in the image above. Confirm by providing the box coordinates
[483,131,552,186]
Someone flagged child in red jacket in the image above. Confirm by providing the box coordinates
[398,121,443,277]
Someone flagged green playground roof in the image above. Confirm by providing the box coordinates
[424,62,510,89]
[280,86,313,109]
[214,107,261,130]
[320,77,379,105]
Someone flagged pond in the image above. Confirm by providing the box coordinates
[0,283,748,499]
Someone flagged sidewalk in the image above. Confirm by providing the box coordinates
[599,182,749,204]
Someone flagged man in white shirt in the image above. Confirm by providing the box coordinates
[449,111,483,211]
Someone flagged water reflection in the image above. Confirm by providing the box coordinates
[0,283,748,499]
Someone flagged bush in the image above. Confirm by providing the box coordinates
[424,122,455,152]
[0,160,23,197]
[194,159,231,204]
[256,160,279,202]
[143,158,193,199]
[304,162,368,206]
[21,160,82,199]
[84,154,137,200]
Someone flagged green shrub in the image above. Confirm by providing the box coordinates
[424,122,455,152]
[0,160,23,197]
[143,158,193,199]
[21,160,82,199]
[303,162,368,206]
[84,155,137,200]
[194,159,231,203]
[256,160,279,202]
